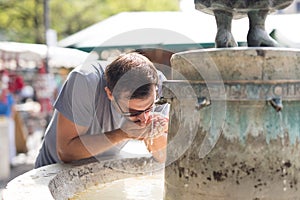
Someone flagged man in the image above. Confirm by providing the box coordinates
[35,52,169,168]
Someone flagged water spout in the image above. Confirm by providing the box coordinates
[155,96,169,105]
[268,97,283,112]
[195,97,211,110]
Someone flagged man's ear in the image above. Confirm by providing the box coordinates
[104,87,113,101]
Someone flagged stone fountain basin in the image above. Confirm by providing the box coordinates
[3,140,162,200]
[2,156,163,200]
[163,47,300,199]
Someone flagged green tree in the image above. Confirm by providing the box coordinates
[0,0,44,43]
[0,0,179,43]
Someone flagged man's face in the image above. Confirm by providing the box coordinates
[113,86,156,126]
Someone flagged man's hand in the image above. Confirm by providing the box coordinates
[120,112,169,162]
[144,113,169,162]
[148,113,168,138]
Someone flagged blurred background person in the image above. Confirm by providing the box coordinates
[0,70,16,165]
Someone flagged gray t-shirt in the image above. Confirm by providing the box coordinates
[35,60,167,168]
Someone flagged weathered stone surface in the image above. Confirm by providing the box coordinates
[171,47,300,81]
[164,47,300,199]
[3,157,163,200]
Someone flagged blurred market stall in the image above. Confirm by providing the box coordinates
[0,42,98,157]
[0,41,98,70]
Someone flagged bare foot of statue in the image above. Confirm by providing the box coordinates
[247,10,279,47]
[215,29,238,47]
[195,0,293,48]
[247,27,279,47]
[214,10,238,48]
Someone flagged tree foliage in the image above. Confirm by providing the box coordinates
[0,0,179,43]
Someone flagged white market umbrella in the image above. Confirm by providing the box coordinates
[0,42,98,69]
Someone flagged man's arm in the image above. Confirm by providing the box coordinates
[56,112,129,163]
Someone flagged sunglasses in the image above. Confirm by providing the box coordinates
[113,97,156,117]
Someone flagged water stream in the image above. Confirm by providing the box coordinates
[278,111,288,192]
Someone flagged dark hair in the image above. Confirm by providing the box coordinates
[105,52,158,99]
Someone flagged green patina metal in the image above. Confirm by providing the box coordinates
[162,80,300,145]
[164,48,300,200]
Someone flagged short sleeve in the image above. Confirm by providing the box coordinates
[54,71,98,127]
